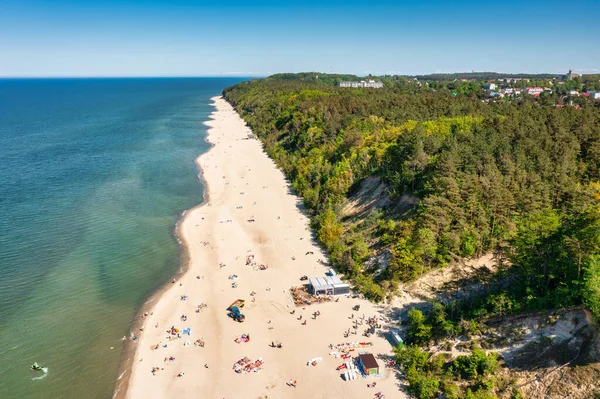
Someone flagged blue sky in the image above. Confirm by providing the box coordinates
[1,0,599,77]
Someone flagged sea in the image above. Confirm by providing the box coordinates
[0,78,246,399]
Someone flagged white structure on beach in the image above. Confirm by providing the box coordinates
[338,80,384,88]
[308,276,350,296]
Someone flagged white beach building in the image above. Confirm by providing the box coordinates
[308,276,350,296]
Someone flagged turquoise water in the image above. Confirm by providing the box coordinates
[0,78,245,399]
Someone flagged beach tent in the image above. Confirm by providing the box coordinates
[358,354,379,376]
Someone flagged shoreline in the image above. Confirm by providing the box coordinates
[112,102,218,399]
[120,96,404,399]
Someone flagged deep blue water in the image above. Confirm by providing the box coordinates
[0,78,245,399]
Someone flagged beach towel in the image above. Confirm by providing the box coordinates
[182,328,191,335]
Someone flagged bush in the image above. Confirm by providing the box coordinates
[406,368,440,399]
[395,344,429,371]
[453,349,498,379]
[355,274,385,302]
[408,308,433,344]
[442,381,461,399]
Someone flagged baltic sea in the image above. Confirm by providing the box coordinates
[0,78,245,398]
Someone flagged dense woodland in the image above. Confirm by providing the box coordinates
[224,74,599,300]
[223,74,599,311]
[223,74,600,398]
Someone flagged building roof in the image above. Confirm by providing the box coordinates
[359,353,379,369]
[309,276,349,290]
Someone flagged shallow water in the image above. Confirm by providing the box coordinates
[0,78,245,398]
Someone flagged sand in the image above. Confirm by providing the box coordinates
[121,97,406,399]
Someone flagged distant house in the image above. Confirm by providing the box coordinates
[525,87,544,96]
[358,353,380,376]
[501,78,529,84]
[483,83,497,91]
[338,80,384,88]
[568,90,580,96]
[589,91,600,100]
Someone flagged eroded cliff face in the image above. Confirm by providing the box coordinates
[382,254,600,399]
[495,308,600,399]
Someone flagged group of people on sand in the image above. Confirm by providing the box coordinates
[143,279,211,378]
[232,357,264,374]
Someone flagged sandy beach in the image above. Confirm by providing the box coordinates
[120,96,405,399]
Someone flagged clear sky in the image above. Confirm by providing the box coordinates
[1,0,599,77]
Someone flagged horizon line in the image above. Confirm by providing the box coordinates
[0,75,265,79]
[0,69,592,79]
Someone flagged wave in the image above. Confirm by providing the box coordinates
[31,368,48,381]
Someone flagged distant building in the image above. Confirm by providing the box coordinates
[568,90,580,96]
[500,78,530,84]
[589,91,600,100]
[525,87,544,96]
[483,83,497,91]
[563,69,580,81]
[338,80,384,88]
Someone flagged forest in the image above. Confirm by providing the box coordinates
[222,74,600,321]
[223,73,600,398]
